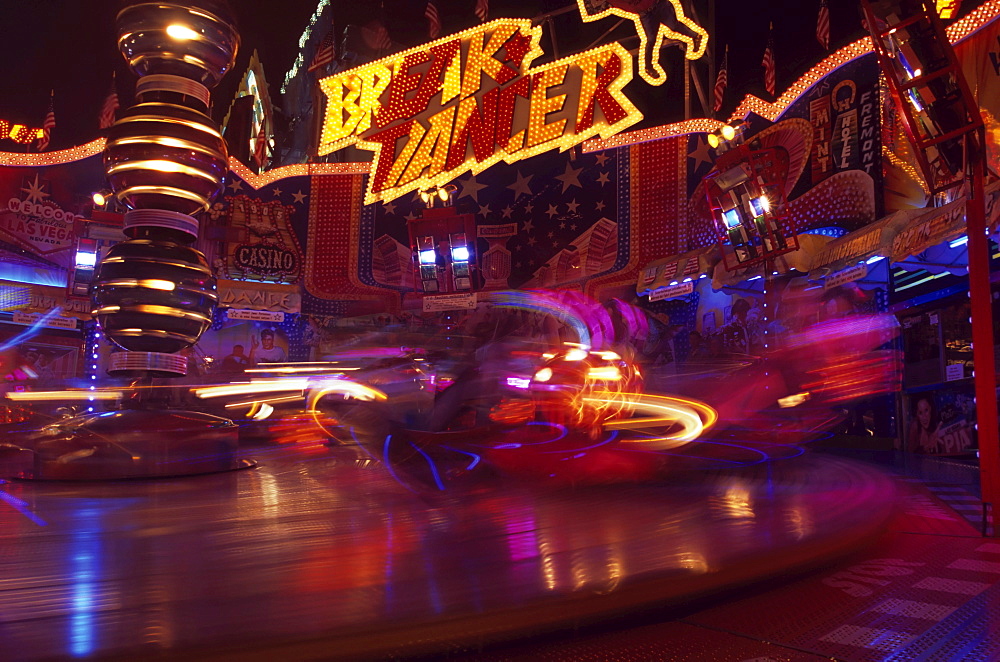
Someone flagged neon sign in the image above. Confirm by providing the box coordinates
[317,19,642,205]
[0,119,44,145]
[575,0,708,86]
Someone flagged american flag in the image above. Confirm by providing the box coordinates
[37,93,55,151]
[817,0,830,51]
[361,20,392,53]
[713,45,727,113]
[254,124,267,169]
[98,76,119,129]
[307,28,336,72]
[762,25,775,96]
[474,0,488,22]
[426,1,441,39]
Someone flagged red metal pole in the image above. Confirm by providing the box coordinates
[966,129,999,536]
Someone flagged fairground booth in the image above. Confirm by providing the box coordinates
[2,0,1000,480]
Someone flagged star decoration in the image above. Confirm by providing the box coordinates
[555,163,584,192]
[292,190,308,204]
[405,211,419,221]
[459,175,488,202]
[566,199,580,214]
[383,201,397,215]
[522,218,535,233]
[558,222,566,229]
[227,179,244,192]
[524,203,534,214]
[547,231,555,239]
[546,204,559,218]
[596,171,610,185]
[596,200,606,210]
[478,203,491,216]
[20,174,49,204]
[594,153,610,166]
[527,236,537,246]
[507,171,534,198]
[570,223,578,231]
[688,136,714,170]
[501,205,514,219]
[271,186,283,198]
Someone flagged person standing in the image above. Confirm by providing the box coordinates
[219,344,250,376]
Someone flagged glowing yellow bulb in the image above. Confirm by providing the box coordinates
[166,24,199,41]
[721,124,736,141]
[707,133,719,149]
[140,279,176,291]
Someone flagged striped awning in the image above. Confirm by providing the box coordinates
[637,244,720,298]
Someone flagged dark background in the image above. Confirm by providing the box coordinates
[0,0,916,152]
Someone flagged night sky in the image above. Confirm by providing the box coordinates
[0,0,960,153]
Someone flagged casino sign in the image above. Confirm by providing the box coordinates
[233,244,299,277]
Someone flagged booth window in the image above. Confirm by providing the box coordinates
[901,312,941,387]
[940,301,973,381]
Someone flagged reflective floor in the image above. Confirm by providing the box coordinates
[0,437,898,661]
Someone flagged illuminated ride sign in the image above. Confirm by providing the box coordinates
[317,19,642,205]
[0,119,45,146]
[575,0,708,86]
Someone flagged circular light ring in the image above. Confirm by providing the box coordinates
[116,1,239,88]
[136,74,211,108]
[93,287,218,312]
[109,350,188,376]
[97,259,213,279]
[112,185,219,214]
[95,313,213,353]
[93,239,217,354]
[124,209,199,239]
[101,323,208,345]
[98,277,210,295]
[111,101,225,138]
[108,134,225,160]
[104,102,228,214]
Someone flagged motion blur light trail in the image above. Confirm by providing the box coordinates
[600,392,717,447]
[481,289,628,350]
[0,308,64,352]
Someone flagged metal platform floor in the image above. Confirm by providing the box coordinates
[1,439,995,661]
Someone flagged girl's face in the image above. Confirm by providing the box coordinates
[917,398,932,429]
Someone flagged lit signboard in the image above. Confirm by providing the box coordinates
[575,0,708,86]
[317,19,642,205]
[0,119,45,146]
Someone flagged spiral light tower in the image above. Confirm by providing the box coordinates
[25,1,244,480]
[94,0,238,378]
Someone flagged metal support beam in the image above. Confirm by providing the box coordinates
[966,129,999,536]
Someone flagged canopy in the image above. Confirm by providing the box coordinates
[809,181,1000,280]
